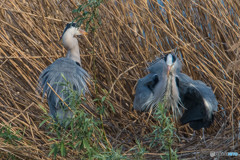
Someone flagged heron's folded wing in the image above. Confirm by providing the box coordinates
[38,57,90,115]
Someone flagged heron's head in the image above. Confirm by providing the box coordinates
[60,23,87,49]
[164,54,181,77]
[60,23,87,39]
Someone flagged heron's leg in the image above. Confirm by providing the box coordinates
[201,128,207,146]
[189,131,196,141]
[181,131,196,142]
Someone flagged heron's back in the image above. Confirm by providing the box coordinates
[38,57,90,120]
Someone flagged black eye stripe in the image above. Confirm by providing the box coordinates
[61,22,78,37]
[172,54,176,63]
[176,77,179,88]
[164,54,167,62]
[76,62,81,66]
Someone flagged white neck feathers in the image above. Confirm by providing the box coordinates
[62,28,81,65]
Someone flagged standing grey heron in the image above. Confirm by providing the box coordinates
[133,53,218,131]
[38,22,90,122]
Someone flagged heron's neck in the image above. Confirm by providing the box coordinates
[66,41,81,65]
[165,74,182,117]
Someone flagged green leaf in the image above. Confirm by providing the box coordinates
[48,138,56,141]
[74,141,81,149]
[83,138,90,149]
[61,73,67,81]
[38,104,47,114]
[39,119,48,128]
[101,96,106,103]
[48,148,55,157]
[108,101,115,113]
[60,141,66,157]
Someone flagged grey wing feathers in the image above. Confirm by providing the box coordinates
[178,73,218,112]
[148,58,167,75]
[178,73,218,129]
[133,58,168,112]
[133,74,155,112]
[38,57,90,118]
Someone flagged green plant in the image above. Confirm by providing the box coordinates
[39,77,104,159]
[73,0,104,32]
[0,124,22,145]
[148,103,178,160]
[0,124,22,160]
[94,89,115,116]
[46,109,101,159]
[129,140,147,160]
[39,75,149,159]
[73,0,105,89]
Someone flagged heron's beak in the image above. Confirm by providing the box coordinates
[167,65,172,77]
[79,29,88,35]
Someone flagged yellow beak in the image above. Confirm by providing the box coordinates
[79,29,88,35]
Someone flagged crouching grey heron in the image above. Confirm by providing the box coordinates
[38,22,90,122]
[133,53,218,132]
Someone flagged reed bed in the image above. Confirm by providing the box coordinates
[0,0,239,159]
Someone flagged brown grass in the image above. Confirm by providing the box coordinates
[0,0,240,159]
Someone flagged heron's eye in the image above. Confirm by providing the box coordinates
[146,74,159,92]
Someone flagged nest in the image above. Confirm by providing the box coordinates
[0,0,239,159]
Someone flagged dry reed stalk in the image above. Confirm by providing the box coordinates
[0,0,239,159]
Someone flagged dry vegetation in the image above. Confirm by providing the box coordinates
[0,0,240,159]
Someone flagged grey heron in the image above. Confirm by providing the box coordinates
[38,22,90,122]
[133,53,218,132]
